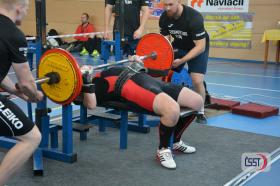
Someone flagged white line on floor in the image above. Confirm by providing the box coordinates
[208,70,280,79]
[208,82,280,93]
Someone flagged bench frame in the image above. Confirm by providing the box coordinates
[76,102,197,149]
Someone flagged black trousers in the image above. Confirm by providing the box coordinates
[84,36,102,53]
[68,37,101,53]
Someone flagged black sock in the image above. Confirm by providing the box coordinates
[158,122,175,149]
[173,114,196,143]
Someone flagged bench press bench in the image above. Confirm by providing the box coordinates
[86,101,197,149]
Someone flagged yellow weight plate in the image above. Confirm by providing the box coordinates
[38,48,82,105]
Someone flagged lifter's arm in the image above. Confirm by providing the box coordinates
[133,5,150,39]
[0,75,30,101]
[83,93,97,110]
[172,38,206,68]
[0,75,18,94]
[104,4,114,39]
[181,38,206,62]
[12,62,43,102]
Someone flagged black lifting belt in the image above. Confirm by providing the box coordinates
[114,62,147,98]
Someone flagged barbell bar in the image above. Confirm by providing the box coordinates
[34,33,174,105]
[32,50,156,86]
[92,52,157,70]
[31,51,159,105]
[34,72,60,85]
[34,52,156,86]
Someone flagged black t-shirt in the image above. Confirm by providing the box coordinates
[105,0,149,37]
[0,14,28,83]
[159,5,209,51]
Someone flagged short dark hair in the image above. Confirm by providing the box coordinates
[82,13,89,20]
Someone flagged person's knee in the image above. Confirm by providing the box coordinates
[163,103,180,126]
[194,94,204,111]
[192,79,204,89]
[20,126,42,147]
[154,93,180,125]
[30,126,42,146]
[191,73,204,86]
[192,80,205,99]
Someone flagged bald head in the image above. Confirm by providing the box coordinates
[0,0,29,25]
[0,0,29,10]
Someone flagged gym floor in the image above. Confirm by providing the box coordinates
[1,58,280,186]
[206,59,280,138]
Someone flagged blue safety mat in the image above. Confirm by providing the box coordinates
[207,113,280,137]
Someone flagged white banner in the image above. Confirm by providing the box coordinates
[187,0,250,13]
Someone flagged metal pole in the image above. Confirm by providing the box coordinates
[35,0,47,51]
[35,0,47,109]
[34,0,48,175]
[35,77,50,84]
[92,52,157,70]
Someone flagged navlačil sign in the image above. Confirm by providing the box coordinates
[189,0,249,13]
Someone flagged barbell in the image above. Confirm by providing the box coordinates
[33,33,175,105]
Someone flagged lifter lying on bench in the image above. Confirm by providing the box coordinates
[78,56,204,169]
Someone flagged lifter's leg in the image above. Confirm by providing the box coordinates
[0,126,41,185]
[153,93,180,127]
[190,73,207,124]
[153,93,180,169]
[177,87,204,111]
[171,87,203,153]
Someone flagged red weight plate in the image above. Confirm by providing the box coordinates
[136,33,174,76]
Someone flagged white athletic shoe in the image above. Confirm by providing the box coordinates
[173,140,196,154]
[157,148,176,169]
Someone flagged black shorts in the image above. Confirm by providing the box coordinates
[94,69,184,112]
[173,44,209,74]
[122,36,139,56]
[0,95,34,137]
